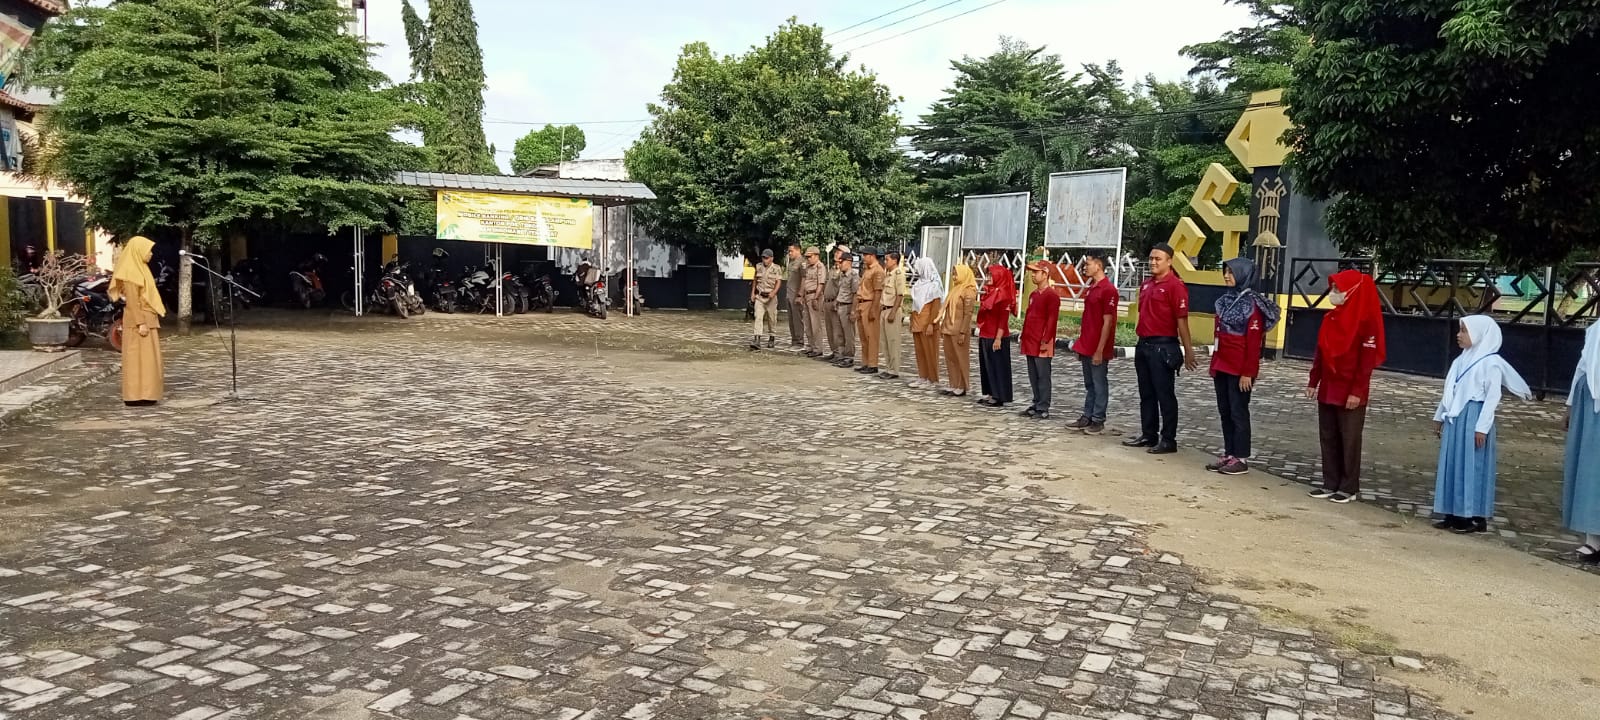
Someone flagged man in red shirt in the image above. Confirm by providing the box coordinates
[1124,243,1197,454]
[1069,249,1118,435]
[1020,260,1062,419]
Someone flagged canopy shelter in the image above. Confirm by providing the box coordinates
[383,171,656,317]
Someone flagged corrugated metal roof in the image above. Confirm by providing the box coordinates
[392,171,655,205]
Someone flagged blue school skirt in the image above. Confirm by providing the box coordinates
[1433,401,1498,518]
[1564,385,1600,535]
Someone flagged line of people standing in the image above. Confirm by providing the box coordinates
[748,243,1600,563]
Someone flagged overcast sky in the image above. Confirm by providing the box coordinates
[363,0,1255,172]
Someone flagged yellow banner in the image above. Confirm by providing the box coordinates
[436,191,593,248]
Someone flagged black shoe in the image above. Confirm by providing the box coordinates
[1432,515,1461,530]
[1035,411,1050,420]
[1308,488,1336,499]
[1019,408,1037,417]
[821,353,836,361]
[1578,546,1600,564]
[1122,436,1157,448]
[766,337,776,349]
[1066,417,1092,431]
[1329,492,1355,504]
[1452,517,1488,534]
[749,338,761,350]
[1147,442,1178,455]
[1084,422,1105,435]
[878,372,899,380]
[1218,458,1249,476]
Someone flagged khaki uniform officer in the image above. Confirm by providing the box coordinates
[821,246,843,360]
[877,251,909,379]
[750,249,783,349]
[854,248,885,373]
[785,244,806,348]
[801,247,828,356]
[833,249,859,367]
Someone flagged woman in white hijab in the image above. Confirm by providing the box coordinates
[1563,321,1600,563]
[908,257,945,389]
[1431,315,1531,534]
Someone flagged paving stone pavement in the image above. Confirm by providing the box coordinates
[691,311,1587,570]
[0,312,1459,719]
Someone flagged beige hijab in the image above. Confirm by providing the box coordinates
[109,236,166,316]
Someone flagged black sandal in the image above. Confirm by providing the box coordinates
[1577,545,1600,564]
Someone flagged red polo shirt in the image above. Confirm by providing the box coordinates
[1072,277,1119,358]
[1020,288,1061,357]
[1136,272,1188,338]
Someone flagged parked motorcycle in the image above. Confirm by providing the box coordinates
[380,259,426,318]
[289,254,327,309]
[420,248,457,313]
[64,273,125,350]
[229,257,266,309]
[611,270,645,315]
[154,258,227,324]
[521,269,556,313]
[578,264,608,320]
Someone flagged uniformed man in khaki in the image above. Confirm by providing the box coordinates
[801,246,828,356]
[833,249,860,367]
[785,244,806,348]
[750,249,783,349]
[878,250,909,379]
[832,246,857,360]
[854,248,885,373]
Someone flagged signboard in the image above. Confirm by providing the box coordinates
[960,192,1029,250]
[1044,168,1126,248]
[436,191,594,248]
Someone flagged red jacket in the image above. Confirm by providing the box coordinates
[1309,331,1383,406]
[1210,309,1265,379]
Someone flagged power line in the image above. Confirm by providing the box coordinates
[483,118,651,126]
[843,0,1014,53]
[833,0,970,47]
[826,0,938,38]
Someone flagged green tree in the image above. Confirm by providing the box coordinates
[36,0,416,330]
[626,20,915,272]
[1180,0,1306,94]
[1288,0,1600,267]
[1118,77,1249,262]
[399,0,495,175]
[907,39,1135,245]
[511,124,586,174]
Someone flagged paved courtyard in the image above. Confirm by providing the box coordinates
[0,312,1462,720]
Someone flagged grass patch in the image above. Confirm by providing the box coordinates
[1260,606,1403,657]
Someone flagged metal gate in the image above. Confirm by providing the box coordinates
[1284,258,1600,396]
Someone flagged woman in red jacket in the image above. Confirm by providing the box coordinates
[1306,269,1387,503]
[1208,258,1280,475]
[976,265,1017,407]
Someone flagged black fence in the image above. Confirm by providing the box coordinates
[1283,258,1600,397]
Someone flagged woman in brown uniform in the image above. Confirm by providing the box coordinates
[908,257,945,388]
[940,264,978,396]
[110,236,165,406]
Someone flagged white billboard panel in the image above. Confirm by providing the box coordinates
[1044,168,1127,249]
[960,192,1029,251]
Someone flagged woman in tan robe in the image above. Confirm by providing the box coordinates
[908,258,945,388]
[109,236,165,406]
[940,263,979,396]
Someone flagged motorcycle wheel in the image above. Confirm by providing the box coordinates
[515,292,529,314]
[340,290,356,312]
[108,318,124,352]
[544,292,555,313]
[436,295,456,314]
[392,295,409,319]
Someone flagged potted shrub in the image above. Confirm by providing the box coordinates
[25,250,90,350]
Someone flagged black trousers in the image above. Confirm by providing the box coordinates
[1212,372,1252,458]
[1318,402,1367,494]
[1026,355,1052,413]
[978,335,1013,404]
[1134,337,1181,444]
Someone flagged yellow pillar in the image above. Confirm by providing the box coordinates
[381,233,397,262]
[84,228,95,264]
[229,234,247,264]
[0,196,10,264]
[44,198,56,252]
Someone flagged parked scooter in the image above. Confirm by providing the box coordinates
[576,260,608,319]
[289,254,327,309]
[521,267,556,313]
[380,259,426,318]
[611,270,645,315]
[64,272,125,350]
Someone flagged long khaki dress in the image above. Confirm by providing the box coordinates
[910,298,943,383]
[941,286,978,393]
[121,294,164,402]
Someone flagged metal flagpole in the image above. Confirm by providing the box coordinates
[352,226,364,316]
[625,207,635,316]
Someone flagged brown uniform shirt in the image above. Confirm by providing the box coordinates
[753,262,783,297]
[802,260,827,301]
[856,265,885,307]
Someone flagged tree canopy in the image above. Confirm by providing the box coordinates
[626,20,915,260]
[1180,0,1306,95]
[39,0,415,240]
[400,0,495,174]
[1287,0,1600,267]
[511,124,586,175]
